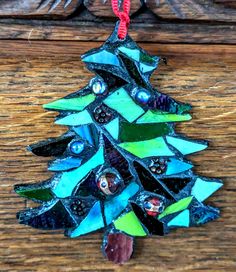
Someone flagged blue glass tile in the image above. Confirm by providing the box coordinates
[82,50,120,66]
[53,147,104,198]
[118,46,140,62]
[191,178,223,202]
[191,205,220,225]
[55,110,93,126]
[73,124,98,146]
[68,202,104,237]
[104,182,139,224]
[167,209,190,227]
[48,157,82,171]
[139,63,156,73]
[104,117,119,140]
[166,136,208,155]
[166,158,193,175]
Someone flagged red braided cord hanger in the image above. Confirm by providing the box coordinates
[111,0,131,39]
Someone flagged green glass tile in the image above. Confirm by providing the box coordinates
[119,137,174,158]
[104,88,145,123]
[43,94,95,111]
[104,118,119,140]
[136,110,192,124]
[166,136,207,155]
[53,147,104,198]
[158,196,193,219]
[114,211,147,236]
[140,51,157,65]
[15,187,54,202]
[167,209,190,227]
[55,110,93,126]
[119,121,171,142]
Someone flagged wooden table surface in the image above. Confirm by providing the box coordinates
[0,39,236,271]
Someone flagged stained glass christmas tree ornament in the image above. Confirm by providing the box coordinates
[14,0,223,264]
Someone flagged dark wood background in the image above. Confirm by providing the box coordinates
[0,1,236,271]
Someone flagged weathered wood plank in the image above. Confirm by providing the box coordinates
[0,19,235,44]
[0,41,235,271]
[147,0,236,22]
[0,0,82,18]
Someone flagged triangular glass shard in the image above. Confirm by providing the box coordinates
[48,157,82,171]
[118,46,140,62]
[68,201,104,237]
[166,136,208,155]
[131,203,164,235]
[73,124,98,146]
[103,136,133,183]
[114,211,147,236]
[166,158,193,175]
[104,118,120,140]
[14,182,54,202]
[119,121,171,142]
[17,200,76,230]
[28,133,75,157]
[167,209,190,227]
[104,88,145,123]
[55,110,93,126]
[191,205,220,225]
[119,137,175,158]
[43,94,95,111]
[159,196,193,219]
[104,182,139,224]
[191,178,223,202]
[160,177,192,194]
[139,63,156,74]
[136,110,192,124]
[82,49,120,66]
[133,161,174,201]
[52,147,104,198]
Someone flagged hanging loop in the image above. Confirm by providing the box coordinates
[111,0,131,39]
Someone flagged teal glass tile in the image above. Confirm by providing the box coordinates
[166,136,208,155]
[118,46,140,62]
[104,88,145,123]
[53,147,104,198]
[104,182,139,224]
[136,110,192,124]
[167,209,190,227]
[55,110,93,126]
[104,117,119,140]
[166,158,193,175]
[48,157,82,171]
[82,50,120,66]
[73,125,95,146]
[119,137,175,158]
[43,94,95,111]
[139,63,155,73]
[191,178,223,202]
[69,202,104,237]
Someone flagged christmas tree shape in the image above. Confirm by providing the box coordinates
[15,25,222,264]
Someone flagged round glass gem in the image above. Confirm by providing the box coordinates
[144,197,164,217]
[90,77,107,95]
[69,141,85,155]
[134,87,151,105]
[97,172,122,195]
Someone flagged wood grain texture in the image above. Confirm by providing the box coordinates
[0,41,235,271]
[0,19,236,44]
[146,0,236,22]
[0,0,82,18]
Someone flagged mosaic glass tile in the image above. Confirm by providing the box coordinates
[48,157,82,171]
[55,110,93,126]
[43,94,95,111]
[165,158,193,175]
[119,137,174,158]
[82,49,120,66]
[104,118,120,140]
[167,209,190,227]
[104,87,145,122]
[118,46,140,62]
